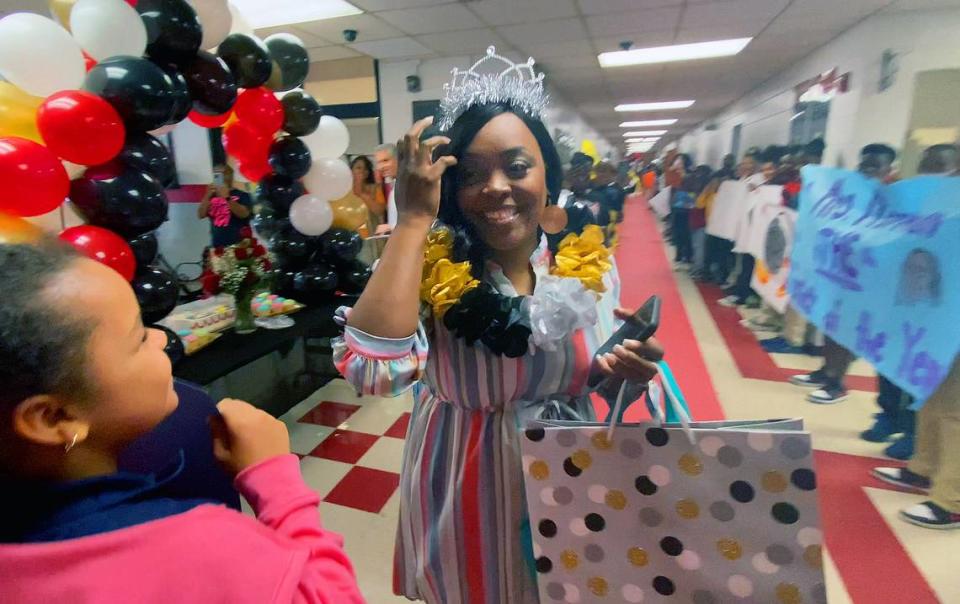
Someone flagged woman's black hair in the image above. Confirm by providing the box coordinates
[438,102,564,278]
[0,240,93,410]
[350,155,376,186]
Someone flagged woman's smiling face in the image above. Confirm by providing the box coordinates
[455,112,548,252]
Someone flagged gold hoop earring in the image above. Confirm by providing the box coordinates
[539,205,568,235]
[64,433,78,453]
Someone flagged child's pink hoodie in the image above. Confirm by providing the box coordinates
[0,454,365,603]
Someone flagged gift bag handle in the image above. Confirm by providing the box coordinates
[606,360,696,445]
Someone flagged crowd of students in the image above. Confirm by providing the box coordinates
[649,140,960,531]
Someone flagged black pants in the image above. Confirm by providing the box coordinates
[705,235,734,283]
[731,253,755,301]
[877,375,916,432]
[672,209,692,262]
[819,336,855,390]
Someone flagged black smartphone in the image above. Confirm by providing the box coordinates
[587,295,661,388]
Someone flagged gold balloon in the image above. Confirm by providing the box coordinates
[0,212,43,245]
[48,0,76,30]
[0,82,43,143]
[329,195,368,231]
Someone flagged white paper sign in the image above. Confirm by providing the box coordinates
[706,180,749,240]
[649,186,672,218]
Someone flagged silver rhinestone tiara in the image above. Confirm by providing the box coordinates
[438,46,549,131]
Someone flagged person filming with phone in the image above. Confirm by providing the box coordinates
[197,164,252,248]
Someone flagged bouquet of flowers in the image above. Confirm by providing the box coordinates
[202,226,272,333]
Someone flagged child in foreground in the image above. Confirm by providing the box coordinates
[0,240,364,604]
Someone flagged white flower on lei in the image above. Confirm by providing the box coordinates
[528,274,598,351]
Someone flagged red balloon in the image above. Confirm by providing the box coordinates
[0,137,69,217]
[238,157,271,182]
[222,120,271,163]
[59,225,136,282]
[234,87,283,134]
[83,51,97,72]
[37,91,125,166]
[188,109,232,128]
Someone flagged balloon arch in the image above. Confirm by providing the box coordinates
[0,0,370,323]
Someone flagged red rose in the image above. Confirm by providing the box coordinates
[201,271,221,295]
[235,247,251,260]
[212,247,225,257]
[239,226,253,239]
[253,244,267,257]
[262,258,273,271]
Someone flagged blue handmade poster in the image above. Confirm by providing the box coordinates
[789,166,960,405]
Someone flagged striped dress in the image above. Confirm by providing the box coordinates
[334,239,626,603]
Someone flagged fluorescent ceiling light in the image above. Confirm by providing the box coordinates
[627,142,656,152]
[626,138,659,144]
[620,119,677,128]
[616,100,695,112]
[623,130,668,137]
[232,0,361,29]
[599,38,752,68]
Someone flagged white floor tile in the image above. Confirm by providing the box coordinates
[299,456,352,499]
[357,437,407,473]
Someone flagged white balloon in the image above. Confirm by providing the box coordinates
[0,13,85,97]
[289,194,333,237]
[303,115,350,159]
[303,158,352,201]
[190,0,233,50]
[70,0,147,60]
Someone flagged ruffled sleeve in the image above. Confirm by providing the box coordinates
[331,307,429,397]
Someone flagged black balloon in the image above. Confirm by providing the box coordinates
[256,174,304,215]
[271,266,298,296]
[118,132,175,186]
[293,264,338,302]
[83,57,175,131]
[160,65,191,124]
[339,261,371,294]
[155,324,185,366]
[319,228,362,265]
[268,136,311,179]
[269,227,314,264]
[128,231,159,269]
[251,204,288,239]
[137,0,202,67]
[183,50,237,115]
[217,33,272,88]
[133,266,179,324]
[265,34,309,92]
[70,167,168,238]
[281,90,322,136]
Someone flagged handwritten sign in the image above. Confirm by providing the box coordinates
[649,186,671,219]
[789,167,960,404]
[706,180,749,241]
[752,202,797,314]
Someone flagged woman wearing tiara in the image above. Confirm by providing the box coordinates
[334,48,664,603]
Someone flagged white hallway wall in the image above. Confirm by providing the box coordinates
[679,8,960,169]
[379,56,615,158]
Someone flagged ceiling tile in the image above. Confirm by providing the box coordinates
[887,0,960,9]
[577,0,683,15]
[592,30,676,53]
[255,26,333,47]
[349,0,450,11]
[585,7,682,37]
[416,28,507,54]
[672,22,765,45]
[515,39,595,60]
[378,4,485,36]
[296,13,404,43]
[497,18,589,45]
[349,37,435,59]
[307,46,363,61]
[468,0,579,26]
[681,0,790,29]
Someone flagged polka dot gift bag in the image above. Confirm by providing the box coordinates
[520,373,826,603]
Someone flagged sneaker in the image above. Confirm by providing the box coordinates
[673,262,690,272]
[718,295,743,308]
[871,467,930,493]
[884,434,915,460]
[801,343,824,357]
[806,386,849,404]
[741,317,781,332]
[861,414,900,442]
[789,370,827,388]
[745,295,762,309]
[900,501,960,530]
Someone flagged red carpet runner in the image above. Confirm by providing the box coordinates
[612,198,725,422]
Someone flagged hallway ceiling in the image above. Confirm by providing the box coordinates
[3,0,960,151]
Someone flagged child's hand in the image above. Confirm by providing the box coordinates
[210,398,291,476]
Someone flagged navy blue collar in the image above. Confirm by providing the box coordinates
[1,452,214,543]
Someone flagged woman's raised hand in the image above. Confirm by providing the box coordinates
[394,116,456,224]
